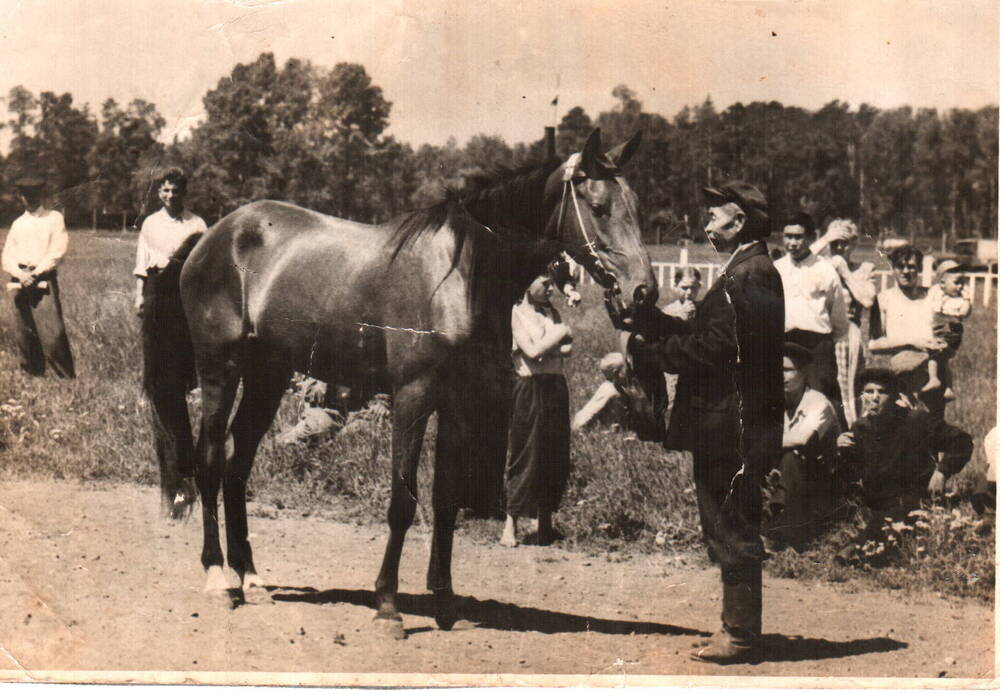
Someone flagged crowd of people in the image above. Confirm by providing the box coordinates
[2,166,995,666]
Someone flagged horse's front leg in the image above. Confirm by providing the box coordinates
[373,376,433,639]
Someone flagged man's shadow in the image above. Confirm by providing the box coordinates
[270,585,909,661]
[270,585,707,637]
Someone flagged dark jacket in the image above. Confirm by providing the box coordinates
[838,406,973,507]
[639,240,784,469]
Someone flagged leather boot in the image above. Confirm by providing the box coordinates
[691,570,762,664]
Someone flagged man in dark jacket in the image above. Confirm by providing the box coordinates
[834,368,972,564]
[633,181,784,663]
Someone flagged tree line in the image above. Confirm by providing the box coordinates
[1,52,996,247]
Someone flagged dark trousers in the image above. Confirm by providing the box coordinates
[505,374,570,517]
[12,271,75,378]
[786,329,842,423]
[766,450,842,549]
[141,264,197,487]
[693,448,765,639]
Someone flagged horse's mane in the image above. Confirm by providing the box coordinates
[387,157,561,264]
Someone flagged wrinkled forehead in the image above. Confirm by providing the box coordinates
[707,202,742,220]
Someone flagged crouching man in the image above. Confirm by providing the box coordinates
[765,342,842,550]
[834,368,973,564]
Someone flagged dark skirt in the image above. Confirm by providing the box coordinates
[12,271,75,378]
[505,374,570,516]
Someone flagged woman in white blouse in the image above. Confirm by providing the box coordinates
[500,273,573,548]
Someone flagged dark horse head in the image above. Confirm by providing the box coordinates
[453,128,657,324]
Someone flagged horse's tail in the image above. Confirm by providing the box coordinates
[145,232,203,520]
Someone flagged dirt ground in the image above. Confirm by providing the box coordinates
[0,480,993,685]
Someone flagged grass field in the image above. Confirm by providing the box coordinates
[0,229,994,603]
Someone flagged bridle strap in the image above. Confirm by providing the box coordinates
[556,153,617,289]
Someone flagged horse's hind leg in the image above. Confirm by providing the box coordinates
[224,359,290,604]
[373,376,434,640]
[195,355,240,604]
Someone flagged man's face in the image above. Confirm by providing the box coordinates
[940,272,966,297]
[859,381,893,419]
[893,257,921,289]
[159,181,185,213]
[18,188,42,210]
[703,203,744,252]
[830,238,855,259]
[783,356,807,400]
[527,275,554,306]
[782,225,812,261]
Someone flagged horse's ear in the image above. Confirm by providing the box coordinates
[607,131,643,168]
[579,129,603,178]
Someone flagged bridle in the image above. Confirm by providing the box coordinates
[553,152,620,291]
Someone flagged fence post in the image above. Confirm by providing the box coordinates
[983,273,993,307]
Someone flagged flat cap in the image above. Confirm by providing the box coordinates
[782,342,813,368]
[13,170,45,188]
[703,180,769,226]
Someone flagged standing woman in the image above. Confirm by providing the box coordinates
[134,167,206,513]
[500,273,573,548]
[1,172,75,378]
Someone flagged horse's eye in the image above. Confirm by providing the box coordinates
[590,201,609,217]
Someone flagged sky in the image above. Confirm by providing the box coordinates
[0,0,996,148]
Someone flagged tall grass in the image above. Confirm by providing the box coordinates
[0,231,994,602]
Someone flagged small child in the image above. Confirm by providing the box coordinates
[662,267,702,320]
[923,259,972,400]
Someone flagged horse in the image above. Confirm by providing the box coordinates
[161,128,658,637]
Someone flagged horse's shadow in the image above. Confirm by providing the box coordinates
[269,585,708,637]
[269,585,908,662]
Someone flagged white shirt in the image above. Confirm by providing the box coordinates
[133,208,207,277]
[783,387,839,450]
[1,208,68,277]
[877,286,935,346]
[775,252,849,339]
[511,300,569,377]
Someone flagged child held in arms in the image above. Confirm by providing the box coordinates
[923,259,972,400]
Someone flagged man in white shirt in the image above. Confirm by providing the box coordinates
[1,172,75,377]
[765,343,841,550]
[134,168,207,314]
[774,212,849,423]
[134,167,206,515]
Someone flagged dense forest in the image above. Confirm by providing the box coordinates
[1,52,996,247]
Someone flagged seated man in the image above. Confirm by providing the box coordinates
[276,375,390,446]
[834,368,973,564]
[765,343,842,550]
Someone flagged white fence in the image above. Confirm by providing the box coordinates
[578,261,998,307]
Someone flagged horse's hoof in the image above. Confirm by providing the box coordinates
[372,616,406,640]
[433,591,459,631]
[205,588,240,611]
[242,581,272,606]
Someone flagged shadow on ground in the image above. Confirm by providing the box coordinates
[269,585,710,637]
[755,634,908,663]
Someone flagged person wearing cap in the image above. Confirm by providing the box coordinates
[923,258,971,400]
[774,212,850,425]
[764,342,841,551]
[632,180,783,664]
[809,218,877,425]
[833,367,972,565]
[868,245,949,418]
[1,172,75,377]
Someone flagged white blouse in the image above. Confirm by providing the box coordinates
[133,208,207,277]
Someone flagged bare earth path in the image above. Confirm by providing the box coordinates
[0,481,992,684]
